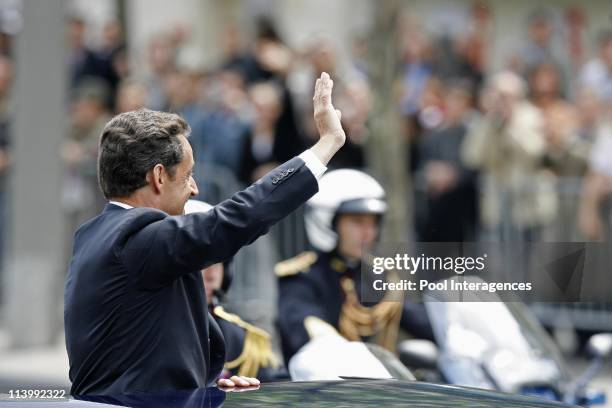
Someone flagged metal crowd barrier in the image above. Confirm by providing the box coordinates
[479,176,612,333]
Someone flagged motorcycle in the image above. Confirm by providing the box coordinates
[398,276,612,406]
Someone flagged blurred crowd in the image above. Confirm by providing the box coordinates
[1,2,612,281]
[400,4,612,244]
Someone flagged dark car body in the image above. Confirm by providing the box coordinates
[4,380,576,408]
[219,380,577,407]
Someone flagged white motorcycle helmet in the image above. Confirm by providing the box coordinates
[305,169,387,252]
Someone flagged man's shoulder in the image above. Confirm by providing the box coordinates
[75,205,169,244]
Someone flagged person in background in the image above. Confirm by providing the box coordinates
[462,71,556,240]
[574,86,601,144]
[143,33,176,111]
[224,18,305,163]
[288,35,341,141]
[277,169,433,364]
[164,68,203,122]
[397,17,433,122]
[541,104,589,240]
[114,79,148,114]
[100,21,126,67]
[579,92,612,241]
[96,20,127,104]
[192,68,250,183]
[578,29,612,100]
[541,104,588,178]
[67,16,116,108]
[61,79,111,241]
[407,76,447,176]
[0,55,9,280]
[433,35,483,91]
[329,78,370,169]
[519,9,566,74]
[0,124,7,257]
[416,80,479,242]
[529,61,570,114]
[461,1,492,84]
[564,7,588,77]
[67,16,99,88]
[238,81,284,183]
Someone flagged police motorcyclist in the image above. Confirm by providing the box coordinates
[276,169,434,363]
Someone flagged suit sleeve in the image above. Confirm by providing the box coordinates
[121,157,318,289]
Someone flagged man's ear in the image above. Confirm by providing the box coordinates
[148,164,165,194]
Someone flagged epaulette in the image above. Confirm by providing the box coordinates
[274,251,317,278]
[213,306,279,377]
[213,306,270,338]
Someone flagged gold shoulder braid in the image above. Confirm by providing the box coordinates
[274,251,317,278]
[338,274,404,352]
[213,306,279,377]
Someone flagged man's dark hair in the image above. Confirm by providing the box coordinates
[98,108,191,199]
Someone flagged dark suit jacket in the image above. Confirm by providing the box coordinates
[64,156,317,396]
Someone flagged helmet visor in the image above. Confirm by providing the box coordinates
[337,197,387,215]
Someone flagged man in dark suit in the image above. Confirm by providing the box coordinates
[64,72,345,396]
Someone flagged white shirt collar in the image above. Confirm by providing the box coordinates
[109,200,134,209]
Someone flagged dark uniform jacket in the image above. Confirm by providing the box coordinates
[277,250,434,362]
[64,157,317,396]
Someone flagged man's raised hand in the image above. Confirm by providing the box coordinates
[313,72,345,143]
[310,72,346,165]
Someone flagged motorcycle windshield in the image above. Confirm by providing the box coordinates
[423,277,570,393]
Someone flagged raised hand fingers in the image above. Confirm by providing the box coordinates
[313,77,321,101]
[314,72,333,110]
[320,72,332,106]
